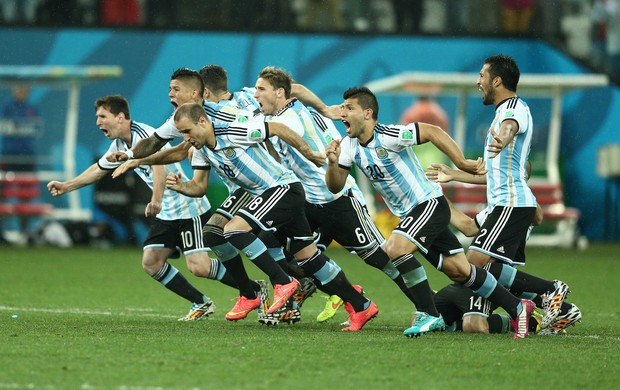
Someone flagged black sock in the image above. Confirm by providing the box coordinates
[298,251,368,311]
[463,264,520,318]
[392,253,439,317]
[361,246,416,304]
[487,262,555,295]
[152,262,205,304]
[487,313,511,333]
[224,230,291,286]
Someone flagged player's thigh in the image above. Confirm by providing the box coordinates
[469,206,535,266]
[309,196,382,252]
[213,188,253,224]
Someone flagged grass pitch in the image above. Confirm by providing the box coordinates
[1,243,619,389]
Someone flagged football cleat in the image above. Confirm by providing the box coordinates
[293,277,317,307]
[538,303,582,335]
[317,295,344,323]
[541,280,571,328]
[259,298,301,326]
[255,279,270,322]
[317,284,363,323]
[225,294,261,321]
[267,278,300,314]
[178,300,216,321]
[510,299,536,339]
[342,300,378,331]
[403,312,446,337]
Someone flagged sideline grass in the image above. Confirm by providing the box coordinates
[1,244,619,389]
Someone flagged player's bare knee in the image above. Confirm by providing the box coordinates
[441,255,469,282]
[141,252,166,276]
[467,251,490,268]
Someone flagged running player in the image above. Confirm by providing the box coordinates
[325,86,536,338]
[253,67,421,326]
[46,95,242,320]
[166,102,378,331]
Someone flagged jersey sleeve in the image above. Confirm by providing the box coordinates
[337,138,354,170]
[499,102,528,135]
[226,117,269,147]
[98,142,121,170]
[191,147,212,170]
[393,123,421,149]
[154,115,181,140]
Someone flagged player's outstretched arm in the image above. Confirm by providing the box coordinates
[106,135,168,162]
[418,123,487,176]
[112,143,191,179]
[291,83,339,120]
[426,163,487,185]
[47,164,108,196]
[267,121,326,167]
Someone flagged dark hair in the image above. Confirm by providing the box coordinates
[258,66,292,98]
[199,64,228,94]
[171,67,205,95]
[174,102,207,124]
[343,86,379,120]
[95,95,130,119]
[484,55,520,92]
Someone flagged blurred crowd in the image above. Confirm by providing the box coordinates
[0,0,618,82]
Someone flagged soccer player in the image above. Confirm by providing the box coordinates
[457,54,575,332]
[427,160,582,335]
[107,68,269,318]
[166,102,378,331]
[253,67,421,326]
[325,86,536,338]
[46,95,243,321]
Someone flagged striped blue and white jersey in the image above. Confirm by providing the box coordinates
[98,121,211,220]
[267,99,347,204]
[203,87,261,123]
[153,107,242,195]
[308,108,366,207]
[337,122,443,218]
[485,97,536,208]
[190,117,299,197]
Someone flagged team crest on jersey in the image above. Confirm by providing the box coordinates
[401,130,413,140]
[375,147,388,159]
[223,148,236,158]
[505,111,514,119]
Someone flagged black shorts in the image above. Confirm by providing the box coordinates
[469,206,536,266]
[305,192,385,252]
[143,211,212,256]
[393,196,464,270]
[215,188,254,220]
[435,283,493,328]
[236,182,314,253]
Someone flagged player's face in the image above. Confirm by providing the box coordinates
[176,116,208,149]
[477,64,496,106]
[340,98,368,139]
[169,79,197,110]
[95,107,122,139]
[254,77,280,115]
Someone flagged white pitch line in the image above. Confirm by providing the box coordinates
[0,306,177,319]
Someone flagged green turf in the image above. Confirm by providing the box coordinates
[1,244,619,389]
